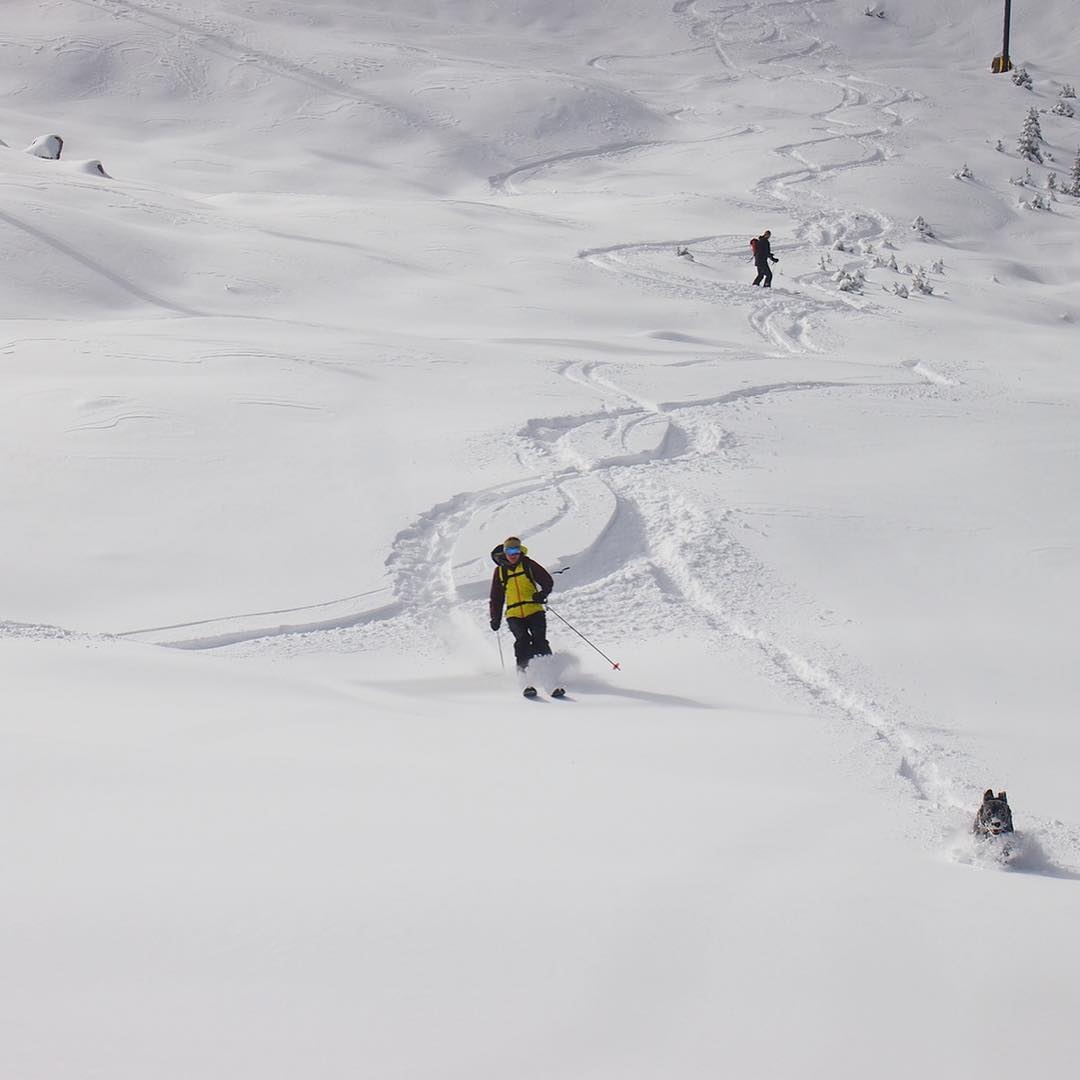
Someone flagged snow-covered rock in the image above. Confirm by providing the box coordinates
[24,134,63,159]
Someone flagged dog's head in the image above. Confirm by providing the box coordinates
[973,789,1014,836]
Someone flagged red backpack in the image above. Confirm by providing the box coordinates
[750,237,759,256]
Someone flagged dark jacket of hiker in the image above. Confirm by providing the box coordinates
[754,233,775,268]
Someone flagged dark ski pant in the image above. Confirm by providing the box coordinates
[507,611,551,671]
[752,261,772,287]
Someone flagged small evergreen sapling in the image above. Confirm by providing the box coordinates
[911,268,934,295]
[1017,107,1044,163]
[1012,65,1033,90]
[953,162,974,179]
[1068,147,1080,196]
[833,267,865,292]
[911,215,934,239]
[1062,84,1077,99]
[1051,94,1075,118]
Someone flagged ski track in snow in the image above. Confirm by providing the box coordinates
[98,0,1080,875]
[125,334,1080,874]
[219,335,1080,869]
[489,125,758,196]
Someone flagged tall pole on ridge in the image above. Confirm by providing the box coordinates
[992,0,1014,73]
[1002,0,1012,69]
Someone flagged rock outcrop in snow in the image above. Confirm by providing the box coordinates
[25,134,64,159]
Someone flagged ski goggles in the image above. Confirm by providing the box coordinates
[504,546,522,555]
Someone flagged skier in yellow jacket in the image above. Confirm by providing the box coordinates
[489,536,554,672]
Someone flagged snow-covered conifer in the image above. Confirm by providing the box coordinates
[1047,171,1058,191]
[1017,107,1043,162]
[1068,147,1080,196]
[892,282,909,298]
[1062,83,1077,99]
[888,253,899,271]
[834,268,865,293]
[911,269,933,295]
[1012,65,1033,90]
[953,162,973,179]
[911,215,934,239]
[1051,95,1074,118]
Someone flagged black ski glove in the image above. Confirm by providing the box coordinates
[533,591,549,603]
[490,617,501,631]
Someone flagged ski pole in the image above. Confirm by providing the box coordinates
[496,630,505,671]
[546,604,621,671]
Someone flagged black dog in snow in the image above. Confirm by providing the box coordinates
[973,789,1014,839]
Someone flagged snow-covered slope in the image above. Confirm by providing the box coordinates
[3,2,1080,1076]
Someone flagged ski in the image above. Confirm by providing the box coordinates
[551,687,566,698]
[523,686,538,699]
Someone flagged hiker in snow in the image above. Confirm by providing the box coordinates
[489,536,554,671]
[752,229,779,287]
